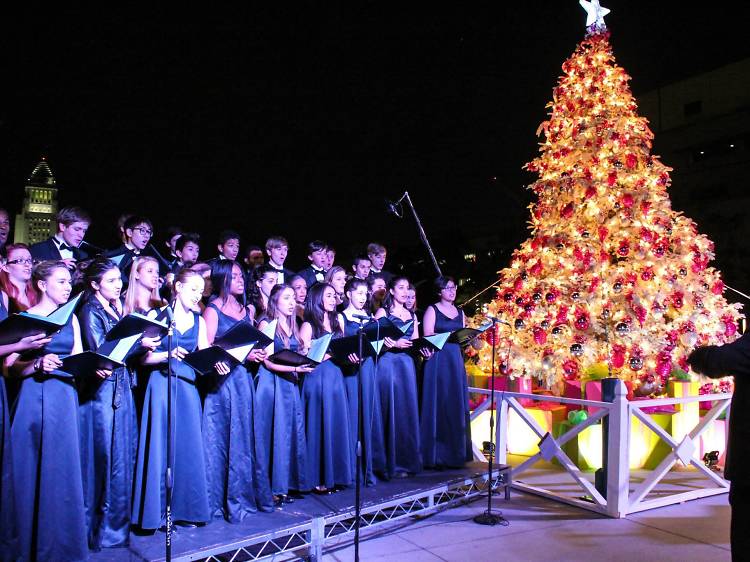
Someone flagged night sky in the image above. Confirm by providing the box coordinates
[3,3,750,271]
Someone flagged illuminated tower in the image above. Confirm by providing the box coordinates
[14,158,58,244]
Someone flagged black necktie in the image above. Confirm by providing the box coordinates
[58,242,72,252]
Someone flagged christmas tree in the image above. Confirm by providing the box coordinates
[478,2,743,395]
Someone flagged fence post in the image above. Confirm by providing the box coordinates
[496,396,509,466]
[606,380,629,517]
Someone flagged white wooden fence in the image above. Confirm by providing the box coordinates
[468,380,731,517]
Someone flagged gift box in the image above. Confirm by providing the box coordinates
[668,380,699,413]
[509,376,534,407]
[505,403,567,456]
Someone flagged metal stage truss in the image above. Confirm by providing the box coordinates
[174,466,510,562]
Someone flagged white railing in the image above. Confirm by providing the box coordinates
[468,380,731,518]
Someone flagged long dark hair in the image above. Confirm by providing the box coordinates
[210,259,245,307]
[266,283,299,347]
[82,257,120,300]
[304,282,342,339]
[248,264,277,316]
[381,275,410,314]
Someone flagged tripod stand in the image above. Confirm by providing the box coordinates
[473,317,506,525]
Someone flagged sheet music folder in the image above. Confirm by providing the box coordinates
[0,293,82,346]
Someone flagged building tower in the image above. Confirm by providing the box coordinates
[14,158,58,244]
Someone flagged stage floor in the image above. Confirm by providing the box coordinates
[91,463,498,562]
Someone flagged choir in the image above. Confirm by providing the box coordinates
[0,206,474,561]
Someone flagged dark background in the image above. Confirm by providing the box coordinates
[3,3,750,297]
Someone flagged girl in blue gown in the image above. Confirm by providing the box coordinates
[254,284,311,504]
[341,277,385,486]
[8,261,88,561]
[299,283,353,492]
[1,289,54,562]
[373,276,433,479]
[77,258,159,549]
[201,261,273,521]
[420,276,472,468]
[132,268,227,530]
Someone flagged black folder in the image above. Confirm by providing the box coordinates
[0,293,82,346]
[360,317,410,342]
[406,332,451,356]
[328,335,379,361]
[183,345,247,376]
[448,325,490,346]
[214,320,274,350]
[62,331,142,377]
[268,333,332,367]
[105,312,169,341]
[62,351,125,376]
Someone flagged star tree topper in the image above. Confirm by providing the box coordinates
[580,0,610,32]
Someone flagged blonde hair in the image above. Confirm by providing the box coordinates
[123,257,163,315]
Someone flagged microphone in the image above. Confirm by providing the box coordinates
[147,243,172,269]
[79,240,105,254]
[484,316,511,326]
[385,200,402,218]
[351,313,372,321]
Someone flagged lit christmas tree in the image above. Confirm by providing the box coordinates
[478,2,743,395]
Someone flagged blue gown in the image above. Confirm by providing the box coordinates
[132,310,210,529]
[0,297,19,561]
[11,318,89,561]
[254,331,307,496]
[376,313,422,478]
[202,303,273,521]
[77,299,138,549]
[302,329,353,490]
[342,317,385,486]
[420,305,472,468]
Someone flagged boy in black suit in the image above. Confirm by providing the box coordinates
[29,206,91,268]
[297,240,328,289]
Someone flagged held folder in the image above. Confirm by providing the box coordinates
[448,323,492,346]
[105,312,169,341]
[0,293,83,346]
[268,333,332,367]
[61,332,142,377]
[214,320,274,350]
[183,343,256,376]
[407,332,451,357]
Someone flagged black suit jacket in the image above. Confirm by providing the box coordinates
[688,331,750,483]
[30,238,89,263]
[297,266,326,289]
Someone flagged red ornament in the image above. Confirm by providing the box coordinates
[533,327,547,345]
[640,201,651,215]
[585,185,597,199]
[625,153,638,168]
[712,281,725,295]
[529,260,543,276]
[574,312,590,331]
[562,359,580,380]
[617,240,630,256]
[598,226,609,242]
[671,291,684,309]
[621,193,634,208]
[607,171,617,186]
[560,202,574,219]
[611,344,626,369]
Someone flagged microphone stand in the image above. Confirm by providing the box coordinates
[388,191,442,277]
[165,305,177,561]
[353,316,370,562]
[473,317,504,525]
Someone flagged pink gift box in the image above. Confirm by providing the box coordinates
[509,377,534,406]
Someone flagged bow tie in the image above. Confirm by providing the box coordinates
[313,267,326,274]
[271,267,284,273]
[58,242,73,252]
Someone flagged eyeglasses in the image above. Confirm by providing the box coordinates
[7,258,33,265]
[442,285,458,291]
[134,227,153,236]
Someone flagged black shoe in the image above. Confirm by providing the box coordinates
[288,490,305,500]
[175,521,198,528]
[280,494,295,504]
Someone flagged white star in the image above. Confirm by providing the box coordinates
[580,0,610,29]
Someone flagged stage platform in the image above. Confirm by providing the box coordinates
[92,462,510,562]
